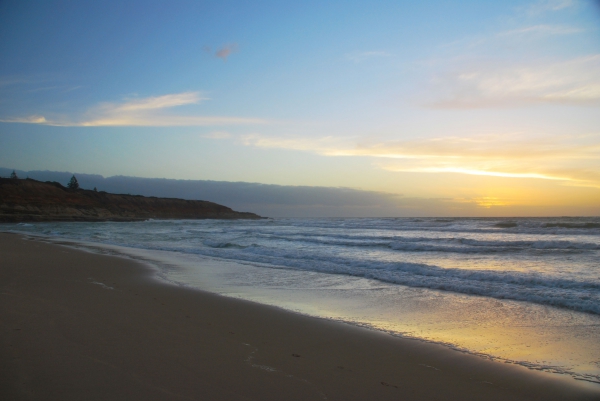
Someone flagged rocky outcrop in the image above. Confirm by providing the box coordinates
[0,178,262,222]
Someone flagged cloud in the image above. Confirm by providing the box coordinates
[351,134,600,187]
[110,92,204,112]
[237,132,600,187]
[346,51,391,63]
[1,92,270,127]
[496,24,583,38]
[204,131,232,139]
[0,76,43,87]
[426,55,600,108]
[215,43,239,61]
[0,75,82,93]
[525,0,579,15]
[76,115,267,127]
[240,133,349,152]
[1,115,47,124]
[438,23,582,55]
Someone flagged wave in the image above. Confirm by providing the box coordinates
[458,238,600,250]
[544,223,600,229]
[105,239,598,315]
[30,222,600,255]
[494,222,518,228]
[278,218,600,236]
[6,218,600,315]
[203,240,251,249]
[169,244,600,314]
[254,232,600,253]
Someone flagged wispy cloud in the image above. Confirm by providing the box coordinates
[1,92,270,127]
[215,43,239,61]
[25,86,61,93]
[240,133,348,151]
[204,131,232,139]
[202,43,239,61]
[237,132,600,187]
[425,55,600,108]
[20,84,83,93]
[353,134,600,187]
[438,22,582,55]
[496,24,582,38]
[525,0,579,15]
[3,115,48,124]
[346,51,391,63]
[107,92,205,112]
[0,75,82,92]
[0,76,42,87]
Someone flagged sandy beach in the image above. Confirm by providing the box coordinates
[1,232,599,401]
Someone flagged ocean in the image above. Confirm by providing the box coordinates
[5,216,600,384]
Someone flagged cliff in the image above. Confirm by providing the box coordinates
[0,178,262,222]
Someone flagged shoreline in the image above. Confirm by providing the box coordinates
[2,232,599,400]
[13,231,599,379]
[35,230,600,385]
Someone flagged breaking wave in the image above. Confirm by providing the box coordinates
[4,216,600,315]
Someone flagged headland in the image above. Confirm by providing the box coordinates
[0,178,262,222]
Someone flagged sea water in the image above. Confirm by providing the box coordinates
[5,217,600,384]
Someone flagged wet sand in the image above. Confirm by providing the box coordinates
[1,233,599,400]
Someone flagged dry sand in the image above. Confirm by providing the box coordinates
[1,232,599,400]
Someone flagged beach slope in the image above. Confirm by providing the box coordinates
[1,233,598,400]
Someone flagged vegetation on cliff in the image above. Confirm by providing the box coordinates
[0,178,262,222]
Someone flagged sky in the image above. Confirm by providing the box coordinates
[1,0,599,216]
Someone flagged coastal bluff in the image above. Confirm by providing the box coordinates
[0,178,262,222]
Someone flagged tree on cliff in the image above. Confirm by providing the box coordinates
[67,175,79,189]
[10,170,18,179]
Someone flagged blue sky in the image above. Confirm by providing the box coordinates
[1,0,599,215]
